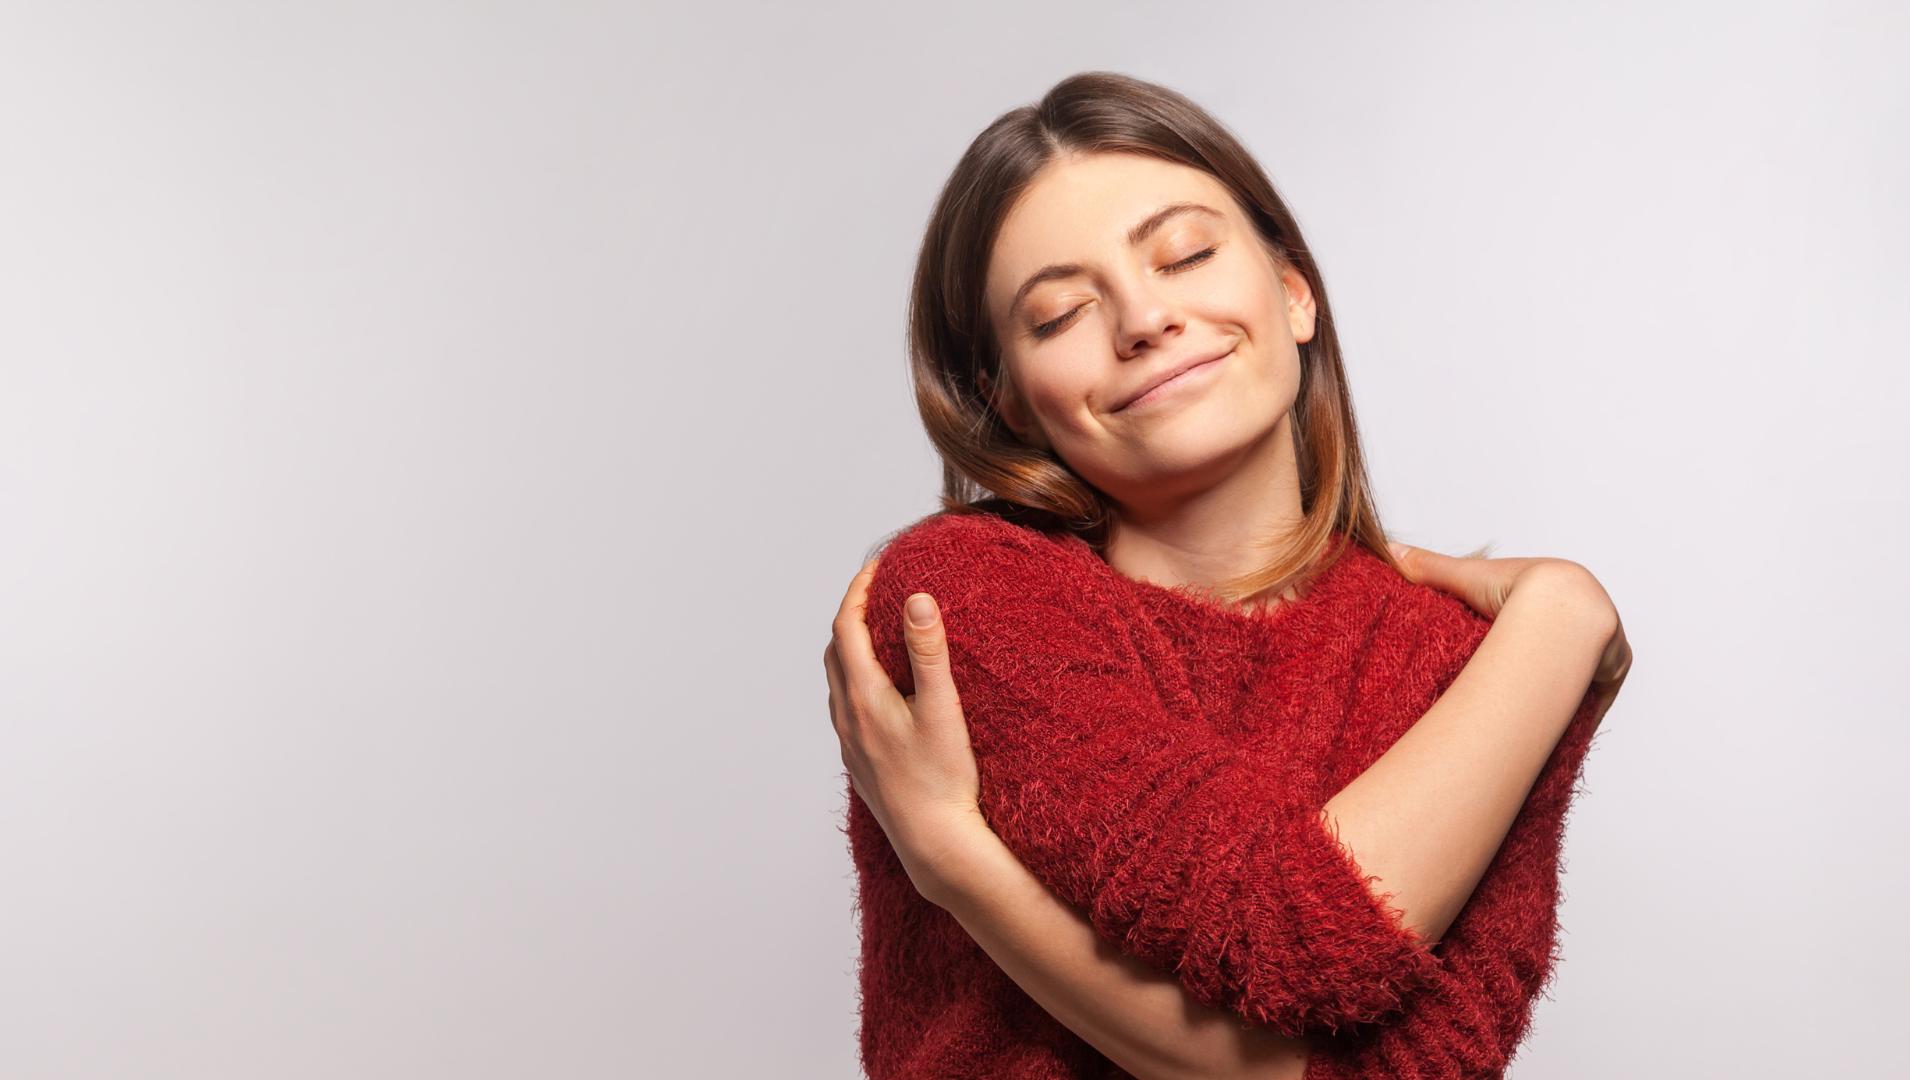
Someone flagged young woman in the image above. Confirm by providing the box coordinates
[824,72,1631,1080]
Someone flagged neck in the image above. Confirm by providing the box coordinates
[1102,412,1304,593]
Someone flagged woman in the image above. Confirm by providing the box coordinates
[824,72,1631,1080]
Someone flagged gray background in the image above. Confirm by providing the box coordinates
[3,1,1904,1077]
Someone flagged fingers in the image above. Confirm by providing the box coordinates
[900,592,958,722]
[833,556,880,628]
[828,557,881,753]
[830,552,939,728]
[1387,539,1494,616]
[824,637,849,741]
[824,636,870,799]
[828,553,959,735]
[821,550,916,737]
[831,556,890,694]
[1594,612,1633,686]
[1389,539,1499,582]
[1387,540,1415,573]
[1388,539,1436,582]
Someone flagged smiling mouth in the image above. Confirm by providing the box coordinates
[1115,349,1233,412]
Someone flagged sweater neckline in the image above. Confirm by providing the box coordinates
[1049,528,1385,641]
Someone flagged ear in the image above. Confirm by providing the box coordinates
[1278,264,1318,345]
[977,366,1042,446]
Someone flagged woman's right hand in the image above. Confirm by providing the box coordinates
[1387,539,1632,712]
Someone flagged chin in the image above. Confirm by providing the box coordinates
[1119,418,1257,475]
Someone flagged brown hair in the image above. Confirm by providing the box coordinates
[905,70,1415,606]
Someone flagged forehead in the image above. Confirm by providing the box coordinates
[987,153,1242,313]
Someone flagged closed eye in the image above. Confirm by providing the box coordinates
[1167,245,1220,273]
[1028,245,1221,340]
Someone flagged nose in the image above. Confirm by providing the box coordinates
[1108,271,1185,359]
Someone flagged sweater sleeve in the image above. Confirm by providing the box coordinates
[861,513,1443,1037]
[1301,606,1608,1078]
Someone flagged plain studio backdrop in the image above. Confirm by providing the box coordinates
[2,2,1904,1077]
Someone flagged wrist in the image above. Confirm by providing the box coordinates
[895,809,998,909]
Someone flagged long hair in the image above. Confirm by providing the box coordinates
[906,70,1430,605]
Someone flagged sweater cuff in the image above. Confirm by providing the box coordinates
[1232,805,1445,1036]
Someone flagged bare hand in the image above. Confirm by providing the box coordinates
[825,555,988,904]
[1388,539,1632,717]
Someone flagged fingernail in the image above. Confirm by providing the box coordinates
[1387,542,1410,561]
[906,593,937,628]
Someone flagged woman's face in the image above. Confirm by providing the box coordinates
[982,151,1316,514]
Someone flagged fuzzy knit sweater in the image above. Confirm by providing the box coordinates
[844,510,1604,1079]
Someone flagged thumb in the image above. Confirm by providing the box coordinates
[901,593,958,715]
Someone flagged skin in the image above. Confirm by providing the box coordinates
[825,150,1631,1080]
[977,150,1312,590]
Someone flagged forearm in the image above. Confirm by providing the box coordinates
[924,825,1312,1080]
[1322,565,1613,946]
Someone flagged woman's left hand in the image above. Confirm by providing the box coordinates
[826,556,988,907]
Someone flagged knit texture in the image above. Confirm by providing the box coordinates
[846,510,1604,1079]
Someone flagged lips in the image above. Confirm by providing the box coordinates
[1114,347,1234,412]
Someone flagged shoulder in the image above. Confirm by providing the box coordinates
[1368,571,1493,692]
[860,510,1135,689]
[1319,540,1481,640]
[863,510,1127,648]
[877,508,1068,560]
[869,510,1088,597]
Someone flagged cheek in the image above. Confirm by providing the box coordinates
[1033,384,1097,430]
[1217,265,1290,330]
[1019,359,1101,418]
[1247,285,1290,331]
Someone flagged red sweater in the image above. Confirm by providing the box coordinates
[845,510,1604,1079]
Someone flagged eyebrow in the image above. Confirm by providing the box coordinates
[1007,201,1225,318]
